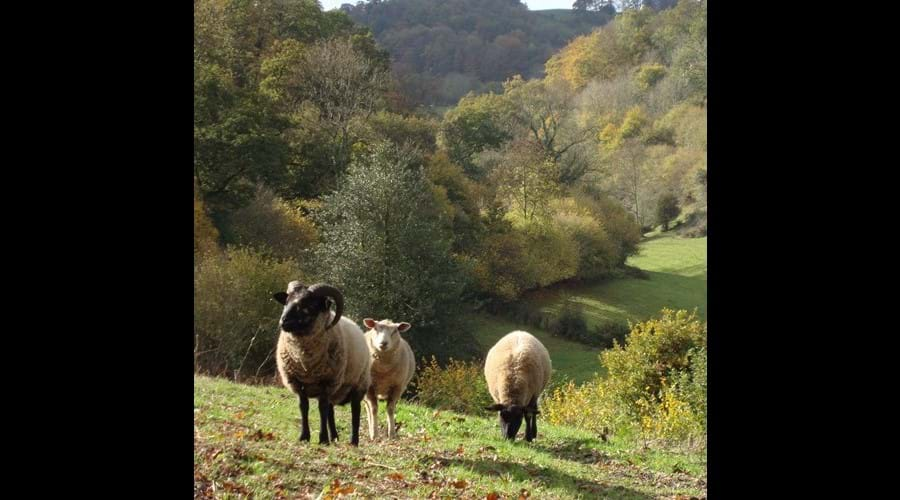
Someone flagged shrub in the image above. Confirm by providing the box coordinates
[553,301,590,343]
[593,321,630,349]
[471,223,580,302]
[543,377,627,437]
[602,309,706,419]
[194,246,304,380]
[194,179,220,259]
[413,356,494,415]
[656,193,681,231]
[221,186,318,263]
[551,198,619,280]
[543,309,707,448]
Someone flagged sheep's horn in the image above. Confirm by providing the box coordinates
[307,283,343,328]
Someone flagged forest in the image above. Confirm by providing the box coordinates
[340,0,614,105]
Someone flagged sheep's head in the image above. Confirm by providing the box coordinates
[485,403,535,440]
[273,282,344,337]
[363,318,411,353]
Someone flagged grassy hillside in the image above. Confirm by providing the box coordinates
[526,234,706,328]
[194,375,707,499]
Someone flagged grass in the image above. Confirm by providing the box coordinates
[195,375,707,499]
[467,314,605,385]
[525,234,706,329]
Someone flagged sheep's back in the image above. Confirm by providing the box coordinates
[484,331,551,407]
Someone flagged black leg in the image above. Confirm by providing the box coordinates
[318,396,330,445]
[327,402,339,442]
[525,412,537,441]
[350,392,362,446]
[299,394,310,442]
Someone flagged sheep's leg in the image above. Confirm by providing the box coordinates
[526,398,538,442]
[317,396,330,445]
[386,386,402,438]
[525,412,536,442]
[364,387,378,440]
[350,391,362,446]
[298,394,311,442]
[327,403,339,442]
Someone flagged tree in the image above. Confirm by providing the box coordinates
[484,139,560,222]
[194,61,290,209]
[260,37,390,197]
[656,192,680,231]
[439,91,515,176]
[315,142,470,358]
[504,76,597,165]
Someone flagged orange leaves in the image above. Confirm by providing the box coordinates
[324,479,355,499]
[487,493,500,500]
[450,479,468,489]
[387,472,405,481]
[248,429,275,441]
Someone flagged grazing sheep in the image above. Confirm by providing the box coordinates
[483,331,551,442]
[272,281,371,446]
[362,318,415,440]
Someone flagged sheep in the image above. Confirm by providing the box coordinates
[483,330,551,442]
[272,281,371,446]
[361,318,415,440]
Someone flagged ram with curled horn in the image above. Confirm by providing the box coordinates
[272,281,371,446]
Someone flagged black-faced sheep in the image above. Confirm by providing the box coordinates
[362,318,415,440]
[272,281,371,446]
[483,330,552,442]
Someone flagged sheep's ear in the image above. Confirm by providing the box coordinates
[363,318,377,329]
[397,322,412,332]
[485,404,505,412]
[273,292,289,305]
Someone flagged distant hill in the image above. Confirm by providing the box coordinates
[341,0,612,106]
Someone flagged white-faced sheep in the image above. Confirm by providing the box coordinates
[272,281,371,446]
[483,330,551,442]
[361,318,415,440]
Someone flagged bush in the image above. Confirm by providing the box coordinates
[543,309,707,448]
[552,301,589,342]
[221,186,318,263]
[656,193,681,231]
[603,309,706,418]
[413,357,494,415]
[194,179,220,259]
[551,198,620,280]
[471,222,580,302]
[593,321,630,349]
[194,246,304,379]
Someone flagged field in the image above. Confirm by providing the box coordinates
[194,375,707,499]
[468,233,706,384]
[524,234,706,330]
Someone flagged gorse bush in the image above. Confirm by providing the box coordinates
[413,356,494,415]
[544,309,706,448]
[194,246,304,379]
